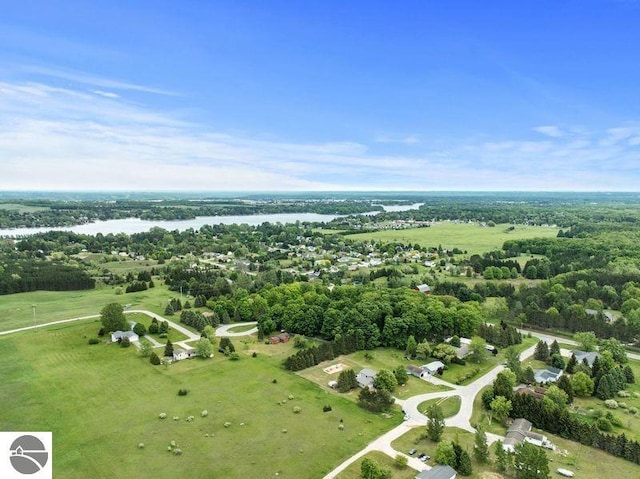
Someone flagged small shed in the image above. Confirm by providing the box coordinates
[422,361,445,376]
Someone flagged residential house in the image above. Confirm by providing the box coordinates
[356,368,377,389]
[516,386,547,400]
[406,365,426,378]
[533,366,563,384]
[415,464,457,479]
[111,330,139,343]
[503,418,553,453]
[422,361,445,376]
[173,349,198,361]
[414,284,431,294]
[572,350,600,367]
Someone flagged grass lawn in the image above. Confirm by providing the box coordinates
[417,396,461,418]
[345,223,559,255]
[298,349,451,403]
[0,202,50,212]
[336,451,416,479]
[0,321,400,479]
[0,283,180,332]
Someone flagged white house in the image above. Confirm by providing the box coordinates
[173,349,198,361]
[533,366,563,384]
[111,330,139,343]
[422,361,445,376]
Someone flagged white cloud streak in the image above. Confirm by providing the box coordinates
[1,80,639,192]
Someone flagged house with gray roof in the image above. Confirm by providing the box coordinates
[572,350,600,367]
[111,330,139,343]
[503,418,553,452]
[356,368,377,389]
[533,366,563,384]
[415,464,457,479]
[422,361,445,376]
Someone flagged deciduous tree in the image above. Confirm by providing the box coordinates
[100,303,126,332]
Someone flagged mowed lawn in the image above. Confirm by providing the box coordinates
[346,222,559,255]
[0,284,177,332]
[0,322,398,479]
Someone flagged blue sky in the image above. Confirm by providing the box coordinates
[1,0,639,191]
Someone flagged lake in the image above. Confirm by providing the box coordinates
[0,203,424,237]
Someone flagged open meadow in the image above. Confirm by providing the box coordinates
[346,223,559,255]
[0,321,400,479]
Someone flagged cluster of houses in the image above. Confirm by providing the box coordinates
[110,326,198,363]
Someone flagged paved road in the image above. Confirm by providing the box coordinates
[215,322,258,337]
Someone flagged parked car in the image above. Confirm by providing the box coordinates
[408,448,417,456]
[418,453,430,462]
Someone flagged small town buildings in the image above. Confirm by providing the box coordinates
[572,350,600,367]
[533,366,563,384]
[356,368,377,388]
[415,464,457,479]
[503,418,553,452]
[110,330,139,343]
[422,361,445,376]
[173,349,197,361]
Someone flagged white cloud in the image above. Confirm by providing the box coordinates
[1,79,640,192]
[533,125,565,138]
[91,90,120,99]
[374,134,421,144]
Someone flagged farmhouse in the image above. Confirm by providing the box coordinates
[415,464,457,479]
[173,349,197,361]
[572,350,600,367]
[422,361,445,376]
[533,366,563,384]
[110,330,139,343]
[356,368,377,388]
[269,332,290,344]
[503,418,553,453]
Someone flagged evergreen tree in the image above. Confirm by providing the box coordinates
[549,339,560,356]
[337,369,357,392]
[495,441,508,472]
[514,442,550,479]
[474,427,490,464]
[457,449,473,476]
[534,340,550,361]
[624,364,635,384]
[566,353,578,374]
[426,404,445,442]
[596,374,615,400]
[405,335,417,357]
[164,339,174,357]
[149,351,161,365]
[556,375,574,403]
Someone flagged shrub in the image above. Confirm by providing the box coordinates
[604,399,618,409]
[158,333,168,339]
[201,410,208,417]
[98,328,106,337]
[618,390,630,398]
[178,389,188,396]
[120,336,131,348]
[589,408,603,418]
[628,407,638,415]
[596,417,613,431]
[173,448,182,456]
[148,323,159,334]
[88,338,99,345]
[133,323,147,336]
[229,352,240,360]
[149,352,161,365]
[159,413,167,419]
[323,405,332,412]
[293,406,301,414]
[395,453,408,468]
[619,402,628,409]
[288,394,295,400]
[252,352,257,358]
[272,379,278,384]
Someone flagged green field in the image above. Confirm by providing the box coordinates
[346,222,559,255]
[0,284,179,332]
[336,451,415,479]
[418,396,461,418]
[0,203,50,212]
[0,322,399,479]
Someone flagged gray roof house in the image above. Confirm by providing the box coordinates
[173,349,198,361]
[415,464,457,479]
[572,350,600,367]
[533,366,563,384]
[503,418,552,452]
[356,368,377,388]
